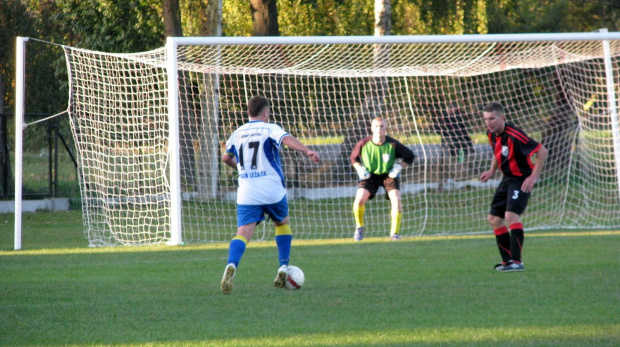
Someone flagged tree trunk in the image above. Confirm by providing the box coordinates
[194,0,221,199]
[202,0,221,36]
[335,0,393,183]
[163,0,183,37]
[374,0,392,36]
[250,0,280,36]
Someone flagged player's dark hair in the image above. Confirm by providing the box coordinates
[483,102,504,115]
[248,96,270,118]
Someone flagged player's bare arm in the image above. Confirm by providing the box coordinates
[480,157,498,182]
[281,135,320,164]
[222,153,237,169]
[522,146,548,193]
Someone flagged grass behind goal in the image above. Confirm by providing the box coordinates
[1,211,619,346]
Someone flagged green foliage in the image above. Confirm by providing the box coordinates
[2,0,167,116]
[226,0,376,37]
[2,0,618,204]
[181,0,218,36]
[392,0,489,35]
[221,0,252,36]
[465,0,489,34]
[52,0,164,52]
[0,0,37,111]
[1,214,619,346]
[278,0,486,36]
[560,0,620,32]
[486,0,619,34]
[327,0,375,36]
[2,0,616,114]
[220,0,618,37]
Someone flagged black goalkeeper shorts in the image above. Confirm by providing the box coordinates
[358,173,399,200]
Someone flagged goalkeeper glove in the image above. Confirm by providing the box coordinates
[356,166,371,180]
[388,163,402,178]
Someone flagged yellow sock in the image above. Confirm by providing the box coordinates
[390,211,402,236]
[275,224,292,236]
[233,235,248,244]
[353,205,365,228]
[275,225,292,266]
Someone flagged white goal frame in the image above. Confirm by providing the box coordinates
[14,31,620,249]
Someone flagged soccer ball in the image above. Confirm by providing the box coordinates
[285,265,305,290]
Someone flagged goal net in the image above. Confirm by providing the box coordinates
[57,33,620,246]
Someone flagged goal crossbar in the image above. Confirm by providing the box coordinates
[170,32,620,46]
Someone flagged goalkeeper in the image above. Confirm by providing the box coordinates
[350,117,415,241]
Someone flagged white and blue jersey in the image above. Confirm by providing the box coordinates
[224,120,290,205]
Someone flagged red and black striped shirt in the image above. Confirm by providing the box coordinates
[487,124,542,178]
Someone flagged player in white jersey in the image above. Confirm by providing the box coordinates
[226,119,289,206]
[220,96,320,294]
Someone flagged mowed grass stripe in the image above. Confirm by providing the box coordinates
[1,231,618,346]
[2,229,618,256]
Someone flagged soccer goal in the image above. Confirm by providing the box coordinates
[14,31,620,248]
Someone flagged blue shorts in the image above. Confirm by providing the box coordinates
[237,196,289,227]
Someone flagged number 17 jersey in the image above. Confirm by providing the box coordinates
[224,120,290,205]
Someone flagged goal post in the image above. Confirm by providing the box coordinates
[14,36,28,251]
[600,29,620,200]
[165,38,182,246]
[14,31,620,248]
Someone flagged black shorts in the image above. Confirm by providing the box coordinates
[358,173,400,200]
[489,176,531,217]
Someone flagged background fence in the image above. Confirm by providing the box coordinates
[0,113,78,201]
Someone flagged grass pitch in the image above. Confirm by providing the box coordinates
[1,211,619,346]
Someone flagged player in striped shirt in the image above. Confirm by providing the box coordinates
[220,96,320,294]
[480,102,548,272]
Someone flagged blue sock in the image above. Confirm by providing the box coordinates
[227,236,247,267]
[275,234,292,266]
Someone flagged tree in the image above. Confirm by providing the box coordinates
[375,0,392,36]
[277,0,375,36]
[485,0,618,34]
[1,0,36,113]
[371,0,391,119]
[181,0,221,36]
[392,0,488,35]
[173,0,223,195]
[163,0,183,36]
[250,0,279,36]
[560,0,619,32]
[53,0,164,52]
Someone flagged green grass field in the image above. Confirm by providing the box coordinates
[1,211,619,346]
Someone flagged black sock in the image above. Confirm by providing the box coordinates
[509,226,524,263]
[494,227,511,263]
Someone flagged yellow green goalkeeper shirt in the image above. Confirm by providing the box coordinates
[349,135,415,175]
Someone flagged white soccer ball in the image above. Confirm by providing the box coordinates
[285,265,305,290]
